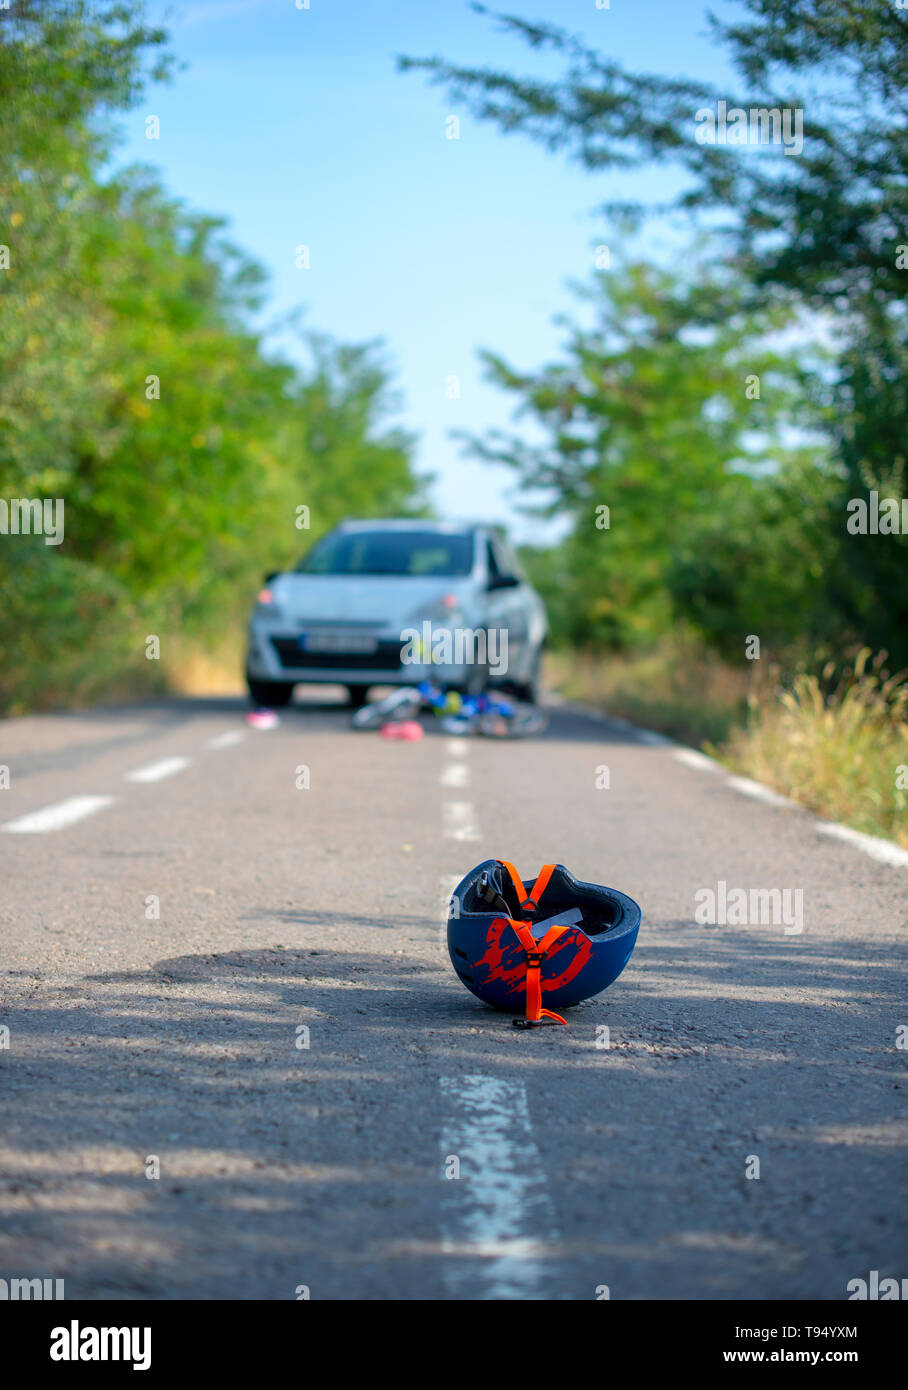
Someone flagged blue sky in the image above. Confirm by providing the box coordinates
[116,0,740,541]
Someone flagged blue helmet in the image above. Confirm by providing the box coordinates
[447,858,641,1027]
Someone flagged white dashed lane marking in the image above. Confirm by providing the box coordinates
[439,1075,560,1299]
[443,801,480,842]
[1,795,115,834]
[205,731,245,750]
[124,756,191,784]
[440,762,470,788]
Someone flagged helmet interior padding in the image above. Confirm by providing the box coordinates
[464,861,624,938]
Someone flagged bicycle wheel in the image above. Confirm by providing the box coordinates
[352,687,422,730]
[477,701,547,739]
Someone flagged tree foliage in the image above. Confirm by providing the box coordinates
[0,1,424,710]
[466,260,835,655]
[402,0,908,666]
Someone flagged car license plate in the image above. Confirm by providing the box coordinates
[299,631,378,655]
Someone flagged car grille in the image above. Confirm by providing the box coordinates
[271,638,405,672]
[289,619,385,629]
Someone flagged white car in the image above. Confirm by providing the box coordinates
[245,519,547,707]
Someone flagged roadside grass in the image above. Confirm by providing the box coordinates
[0,541,244,715]
[165,633,245,696]
[545,640,753,747]
[722,649,908,849]
[0,545,168,716]
[546,642,908,849]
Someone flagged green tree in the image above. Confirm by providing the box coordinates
[458,260,835,655]
[401,0,908,664]
[0,1,424,711]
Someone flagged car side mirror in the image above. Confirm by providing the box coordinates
[487,573,520,591]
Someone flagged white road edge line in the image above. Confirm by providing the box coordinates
[673,748,721,773]
[567,695,908,870]
[816,820,908,869]
[439,1074,560,1299]
[124,756,191,784]
[725,775,796,809]
[205,731,245,750]
[1,795,115,834]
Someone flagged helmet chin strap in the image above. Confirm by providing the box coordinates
[495,861,568,1028]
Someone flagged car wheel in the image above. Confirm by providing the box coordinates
[465,630,491,695]
[511,646,542,704]
[246,675,295,707]
[345,684,372,708]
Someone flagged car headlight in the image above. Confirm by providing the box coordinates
[407,593,463,626]
[401,595,469,668]
[254,586,283,618]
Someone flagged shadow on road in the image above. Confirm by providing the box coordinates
[1,920,905,1297]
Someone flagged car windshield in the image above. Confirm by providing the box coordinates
[297,529,474,577]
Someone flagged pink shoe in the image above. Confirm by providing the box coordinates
[246,708,279,730]
[380,720,423,740]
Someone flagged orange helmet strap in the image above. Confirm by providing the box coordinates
[497,859,557,916]
[491,914,569,1028]
[494,862,569,1027]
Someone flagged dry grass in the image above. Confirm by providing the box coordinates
[545,639,754,746]
[723,649,908,849]
[165,634,245,696]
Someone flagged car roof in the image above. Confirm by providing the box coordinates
[334,518,484,535]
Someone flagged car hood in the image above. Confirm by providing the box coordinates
[268,573,473,627]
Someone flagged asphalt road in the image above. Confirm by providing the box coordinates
[0,691,905,1301]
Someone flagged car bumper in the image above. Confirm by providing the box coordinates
[246,628,477,688]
